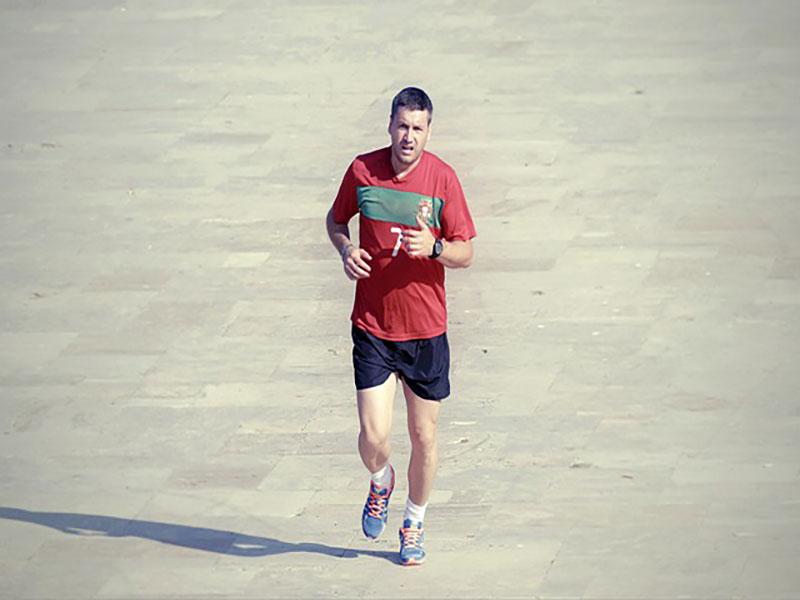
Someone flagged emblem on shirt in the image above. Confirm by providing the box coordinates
[417,199,433,227]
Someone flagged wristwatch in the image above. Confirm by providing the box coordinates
[429,238,444,259]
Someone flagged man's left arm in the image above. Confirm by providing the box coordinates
[435,238,473,269]
[405,214,474,269]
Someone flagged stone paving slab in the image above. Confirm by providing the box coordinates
[2,0,800,598]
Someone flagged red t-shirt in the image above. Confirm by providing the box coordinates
[332,146,476,341]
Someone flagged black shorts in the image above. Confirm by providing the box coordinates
[351,325,450,401]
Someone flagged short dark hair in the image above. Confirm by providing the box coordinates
[390,87,433,123]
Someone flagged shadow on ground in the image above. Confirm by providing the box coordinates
[0,506,396,562]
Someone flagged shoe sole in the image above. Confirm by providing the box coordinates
[400,558,424,567]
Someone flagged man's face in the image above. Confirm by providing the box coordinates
[388,107,431,169]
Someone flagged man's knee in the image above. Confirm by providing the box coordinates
[360,425,390,450]
[409,423,437,453]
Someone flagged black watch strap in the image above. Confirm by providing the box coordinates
[429,238,444,259]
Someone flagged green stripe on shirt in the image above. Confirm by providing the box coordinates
[357,186,444,228]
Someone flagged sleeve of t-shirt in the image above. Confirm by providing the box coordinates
[440,170,477,241]
[331,160,359,224]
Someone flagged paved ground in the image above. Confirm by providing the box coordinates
[1,1,799,598]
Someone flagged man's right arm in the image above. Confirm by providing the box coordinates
[326,208,372,280]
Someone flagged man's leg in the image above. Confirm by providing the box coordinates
[402,380,441,506]
[398,380,440,566]
[356,374,396,472]
[357,374,397,539]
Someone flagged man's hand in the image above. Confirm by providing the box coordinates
[342,244,372,280]
[404,214,436,258]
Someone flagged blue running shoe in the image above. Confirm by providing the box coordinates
[399,518,425,566]
[361,465,395,539]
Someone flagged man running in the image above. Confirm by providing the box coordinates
[325,87,476,566]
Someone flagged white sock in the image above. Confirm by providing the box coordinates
[370,464,392,488]
[404,497,427,523]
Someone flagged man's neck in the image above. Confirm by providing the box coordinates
[391,153,423,180]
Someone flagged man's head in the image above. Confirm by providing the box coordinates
[388,87,433,173]
[390,87,433,124]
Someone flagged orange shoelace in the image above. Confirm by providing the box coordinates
[400,526,423,548]
[365,487,389,519]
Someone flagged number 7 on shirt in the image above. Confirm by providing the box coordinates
[390,227,403,257]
